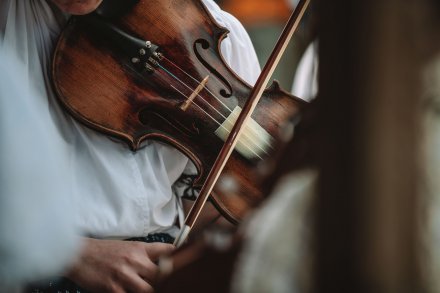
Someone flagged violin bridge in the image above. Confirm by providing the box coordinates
[215,106,273,160]
[180,76,209,111]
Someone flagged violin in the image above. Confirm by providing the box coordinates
[156,96,319,292]
[52,0,306,226]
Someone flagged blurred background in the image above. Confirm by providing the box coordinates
[214,1,440,292]
[214,0,314,92]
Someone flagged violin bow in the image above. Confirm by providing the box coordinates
[174,0,311,247]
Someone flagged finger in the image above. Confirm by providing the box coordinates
[125,274,154,293]
[136,258,159,284]
[111,263,156,292]
[144,243,175,261]
[104,282,125,293]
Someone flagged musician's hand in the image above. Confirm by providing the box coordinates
[50,0,103,15]
[66,238,174,293]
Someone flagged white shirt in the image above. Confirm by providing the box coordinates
[0,0,259,243]
[291,41,318,101]
[232,170,316,293]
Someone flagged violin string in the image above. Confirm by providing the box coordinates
[168,83,263,160]
[162,56,233,113]
[156,62,271,155]
[161,56,274,151]
[158,64,228,121]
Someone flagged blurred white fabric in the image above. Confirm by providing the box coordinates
[422,53,440,292]
[291,41,318,101]
[0,49,80,286]
[232,170,316,293]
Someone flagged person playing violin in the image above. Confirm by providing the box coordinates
[0,0,260,292]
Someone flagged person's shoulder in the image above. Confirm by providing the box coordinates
[201,0,245,34]
[201,0,261,85]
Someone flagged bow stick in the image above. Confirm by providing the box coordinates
[174,0,311,247]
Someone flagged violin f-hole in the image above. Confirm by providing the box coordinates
[194,39,233,98]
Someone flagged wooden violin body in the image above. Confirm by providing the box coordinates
[52,0,305,223]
